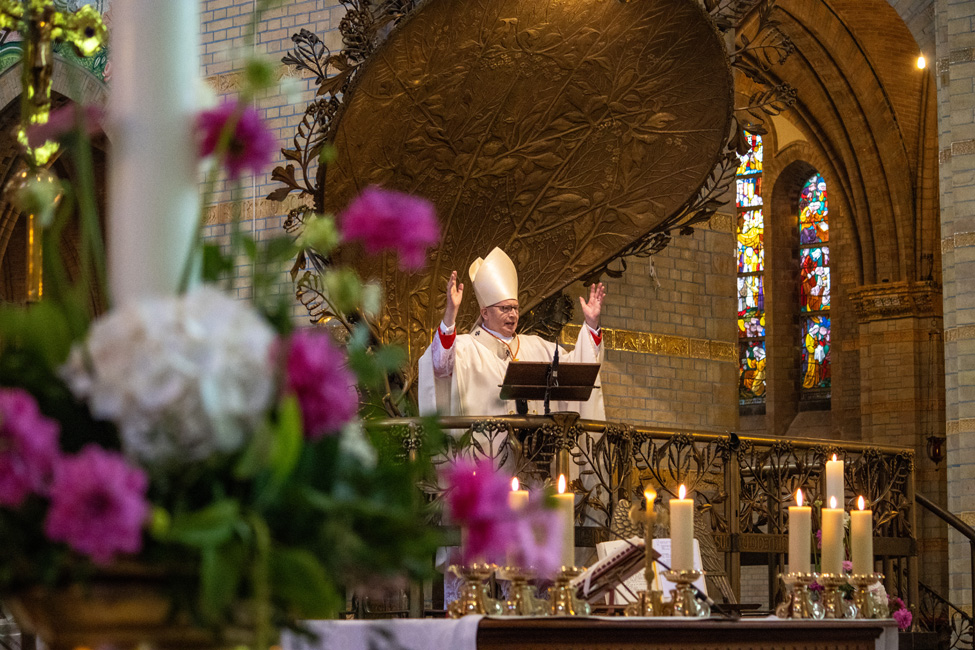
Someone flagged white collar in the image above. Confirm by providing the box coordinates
[480,324,514,343]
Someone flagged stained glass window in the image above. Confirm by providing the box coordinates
[737,134,764,405]
[798,174,831,400]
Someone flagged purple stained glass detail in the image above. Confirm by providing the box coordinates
[799,174,829,245]
[739,340,766,400]
[800,315,831,390]
[738,275,765,338]
[736,177,763,208]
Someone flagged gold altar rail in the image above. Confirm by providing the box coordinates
[376,415,918,612]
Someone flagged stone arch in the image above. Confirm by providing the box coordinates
[739,0,937,287]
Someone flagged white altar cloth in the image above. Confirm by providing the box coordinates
[282,615,482,650]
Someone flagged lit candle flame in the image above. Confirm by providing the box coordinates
[858,495,865,511]
[645,488,656,504]
[917,55,926,69]
[796,489,804,507]
[678,484,686,500]
[831,454,837,462]
[558,474,567,494]
[511,477,520,492]
[829,496,837,509]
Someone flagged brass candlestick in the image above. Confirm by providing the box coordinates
[447,564,503,618]
[548,566,590,616]
[662,569,710,617]
[849,573,886,618]
[818,573,857,619]
[775,572,824,619]
[624,588,667,617]
[499,566,543,616]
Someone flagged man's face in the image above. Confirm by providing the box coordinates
[481,299,519,338]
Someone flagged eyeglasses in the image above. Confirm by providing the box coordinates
[491,305,520,315]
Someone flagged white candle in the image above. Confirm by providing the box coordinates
[851,496,874,575]
[108,0,200,303]
[669,484,695,571]
[508,477,529,511]
[506,478,531,568]
[821,496,845,575]
[788,489,812,574]
[825,454,844,508]
[554,475,575,569]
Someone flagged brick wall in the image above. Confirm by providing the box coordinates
[598,219,738,431]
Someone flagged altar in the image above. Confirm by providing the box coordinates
[283,617,899,650]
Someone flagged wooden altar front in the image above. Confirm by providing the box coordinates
[477,618,898,650]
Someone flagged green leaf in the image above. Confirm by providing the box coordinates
[201,243,234,282]
[165,500,241,548]
[269,546,342,618]
[199,542,246,623]
[269,395,303,482]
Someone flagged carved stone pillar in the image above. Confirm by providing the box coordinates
[850,280,947,597]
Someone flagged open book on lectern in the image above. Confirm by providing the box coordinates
[498,361,600,402]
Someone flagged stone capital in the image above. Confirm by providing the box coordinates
[849,281,942,323]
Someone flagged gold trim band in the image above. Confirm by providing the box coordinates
[562,324,736,363]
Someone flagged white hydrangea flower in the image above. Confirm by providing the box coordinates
[60,286,276,466]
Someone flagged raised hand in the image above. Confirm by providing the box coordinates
[579,282,606,330]
[444,270,464,327]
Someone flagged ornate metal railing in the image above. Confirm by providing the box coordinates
[379,414,918,609]
[916,493,975,649]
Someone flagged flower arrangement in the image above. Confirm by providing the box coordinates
[441,458,563,579]
[0,25,445,650]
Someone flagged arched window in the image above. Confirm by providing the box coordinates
[798,173,831,401]
[736,134,765,406]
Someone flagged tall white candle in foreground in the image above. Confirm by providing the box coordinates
[821,496,845,575]
[851,496,874,575]
[788,489,812,574]
[670,484,695,571]
[108,0,200,303]
[825,454,844,508]
[554,475,575,568]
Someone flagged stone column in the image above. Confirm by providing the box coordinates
[936,0,975,611]
[850,282,947,598]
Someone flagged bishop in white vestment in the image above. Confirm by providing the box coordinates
[418,247,606,420]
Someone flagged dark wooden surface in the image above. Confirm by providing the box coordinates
[477,617,896,650]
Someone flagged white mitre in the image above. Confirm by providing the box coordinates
[468,247,518,308]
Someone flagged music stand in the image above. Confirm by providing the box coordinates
[499,361,599,414]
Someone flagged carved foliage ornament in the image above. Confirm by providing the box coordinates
[314,0,733,362]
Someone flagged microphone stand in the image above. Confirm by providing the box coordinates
[543,345,559,415]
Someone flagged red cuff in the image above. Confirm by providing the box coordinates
[438,327,456,349]
[590,328,602,346]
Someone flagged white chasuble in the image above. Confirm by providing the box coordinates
[418,325,605,420]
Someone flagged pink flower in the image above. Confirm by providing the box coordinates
[442,459,515,564]
[197,100,276,180]
[26,104,105,149]
[44,445,150,565]
[842,560,853,573]
[340,186,440,271]
[815,529,822,549]
[442,458,511,524]
[510,494,565,578]
[0,388,60,506]
[893,607,912,631]
[283,329,358,439]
